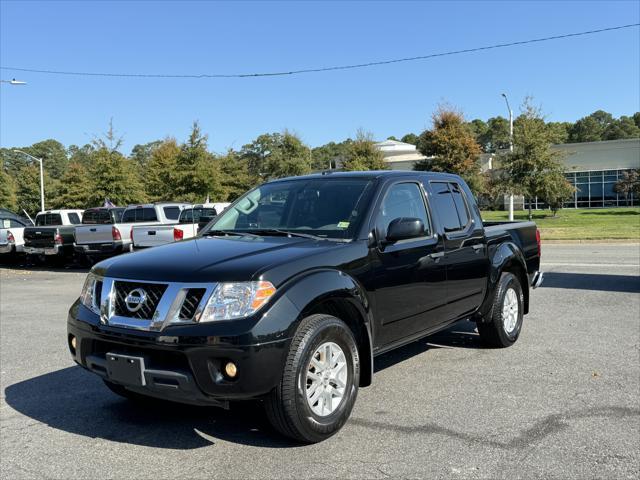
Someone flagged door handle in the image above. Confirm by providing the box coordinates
[429,252,444,259]
[472,244,484,251]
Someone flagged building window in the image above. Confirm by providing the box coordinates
[524,168,638,209]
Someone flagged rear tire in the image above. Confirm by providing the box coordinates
[477,272,524,348]
[265,314,360,443]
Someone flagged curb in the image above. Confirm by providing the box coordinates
[541,239,640,244]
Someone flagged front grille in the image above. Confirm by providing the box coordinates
[179,288,206,320]
[113,281,167,319]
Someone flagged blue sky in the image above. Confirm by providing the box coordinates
[1,0,639,154]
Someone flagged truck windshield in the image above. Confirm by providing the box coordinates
[204,178,375,240]
[35,213,62,226]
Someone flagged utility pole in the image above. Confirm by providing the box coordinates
[502,93,515,221]
[13,150,45,213]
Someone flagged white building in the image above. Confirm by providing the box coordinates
[374,140,428,170]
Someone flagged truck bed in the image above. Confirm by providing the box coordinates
[483,220,540,279]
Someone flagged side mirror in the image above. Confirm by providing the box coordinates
[385,217,425,243]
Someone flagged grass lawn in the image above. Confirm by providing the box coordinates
[480,207,640,240]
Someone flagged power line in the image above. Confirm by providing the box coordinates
[1,23,638,79]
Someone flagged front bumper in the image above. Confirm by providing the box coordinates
[67,302,292,406]
[25,244,62,256]
[75,241,127,257]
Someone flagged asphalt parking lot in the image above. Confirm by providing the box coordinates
[1,244,639,479]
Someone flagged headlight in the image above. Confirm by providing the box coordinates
[80,273,101,314]
[199,281,276,322]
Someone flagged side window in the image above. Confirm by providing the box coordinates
[430,182,462,232]
[112,209,125,222]
[143,208,158,221]
[378,183,430,237]
[449,183,471,228]
[163,206,180,220]
[68,213,81,225]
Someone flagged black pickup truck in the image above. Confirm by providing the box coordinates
[24,210,84,262]
[68,171,542,443]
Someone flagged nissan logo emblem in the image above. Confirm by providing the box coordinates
[124,288,147,313]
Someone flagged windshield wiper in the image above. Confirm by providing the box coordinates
[202,230,260,238]
[243,228,326,241]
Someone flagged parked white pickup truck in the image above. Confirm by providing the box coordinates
[75,202,190,261]
[0,213,32,258]
[131,203,230,249]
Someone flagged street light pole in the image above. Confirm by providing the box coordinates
[13,150,45,213]
[501,93,515,221]
[0,79,27,85]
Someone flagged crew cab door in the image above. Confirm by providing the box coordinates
[370,180,447,347]
[428,181,488,320]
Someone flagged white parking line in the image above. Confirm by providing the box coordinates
[542,262,640,268]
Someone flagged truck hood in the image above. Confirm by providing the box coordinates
[94,235,344,283]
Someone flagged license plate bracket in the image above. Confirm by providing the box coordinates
[106,353,146,386]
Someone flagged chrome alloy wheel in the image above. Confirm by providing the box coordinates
[306,342,348,417]
[502,288,519,334]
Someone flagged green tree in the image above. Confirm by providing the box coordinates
[24,139,69,179]
[217,150,254,201]
[341,130,387,171]
[537,171,574,216]
[88,148,146,207]
[0,169,18,211]
[55,162,93,209]
[68,144,96,169]
[414,106,482,192]
[498,98,568,219]
[633,112,640,129]
[311,140,352,171]
[240,131,311,181]
[546,122,572,144]
[467,119,489,152]
[144,139,180,201]
[603,116,640,140]
[568,110,613,142]
[14,165,43,216]
[130,140,163,168]
[172,122,222,203]
[614,170,639,206]
[400,133,418,145]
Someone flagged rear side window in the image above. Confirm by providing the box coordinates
[68,213,82,224]
[449,183,470,227]
[122,207,158,223]
[430,182,472,232]
[163,206,181,220]
[35,214,62,226]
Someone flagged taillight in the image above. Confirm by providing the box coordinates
[173,228,184,242]
[112,226,122,241]
[130,227,134,243]
[54,233,63,245]
[6,231,15,244]
[535,228,541,258]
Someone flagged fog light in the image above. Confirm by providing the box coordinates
[224,362,237,379]
[71,336,77,350]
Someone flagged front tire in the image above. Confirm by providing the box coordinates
[477,272,524,348]
[265,314,360,443]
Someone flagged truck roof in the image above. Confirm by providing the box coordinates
[271,170,463,183]
[37,209,84,214]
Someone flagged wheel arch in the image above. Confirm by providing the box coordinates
[478,242,530,320]
[276,269,374,388]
